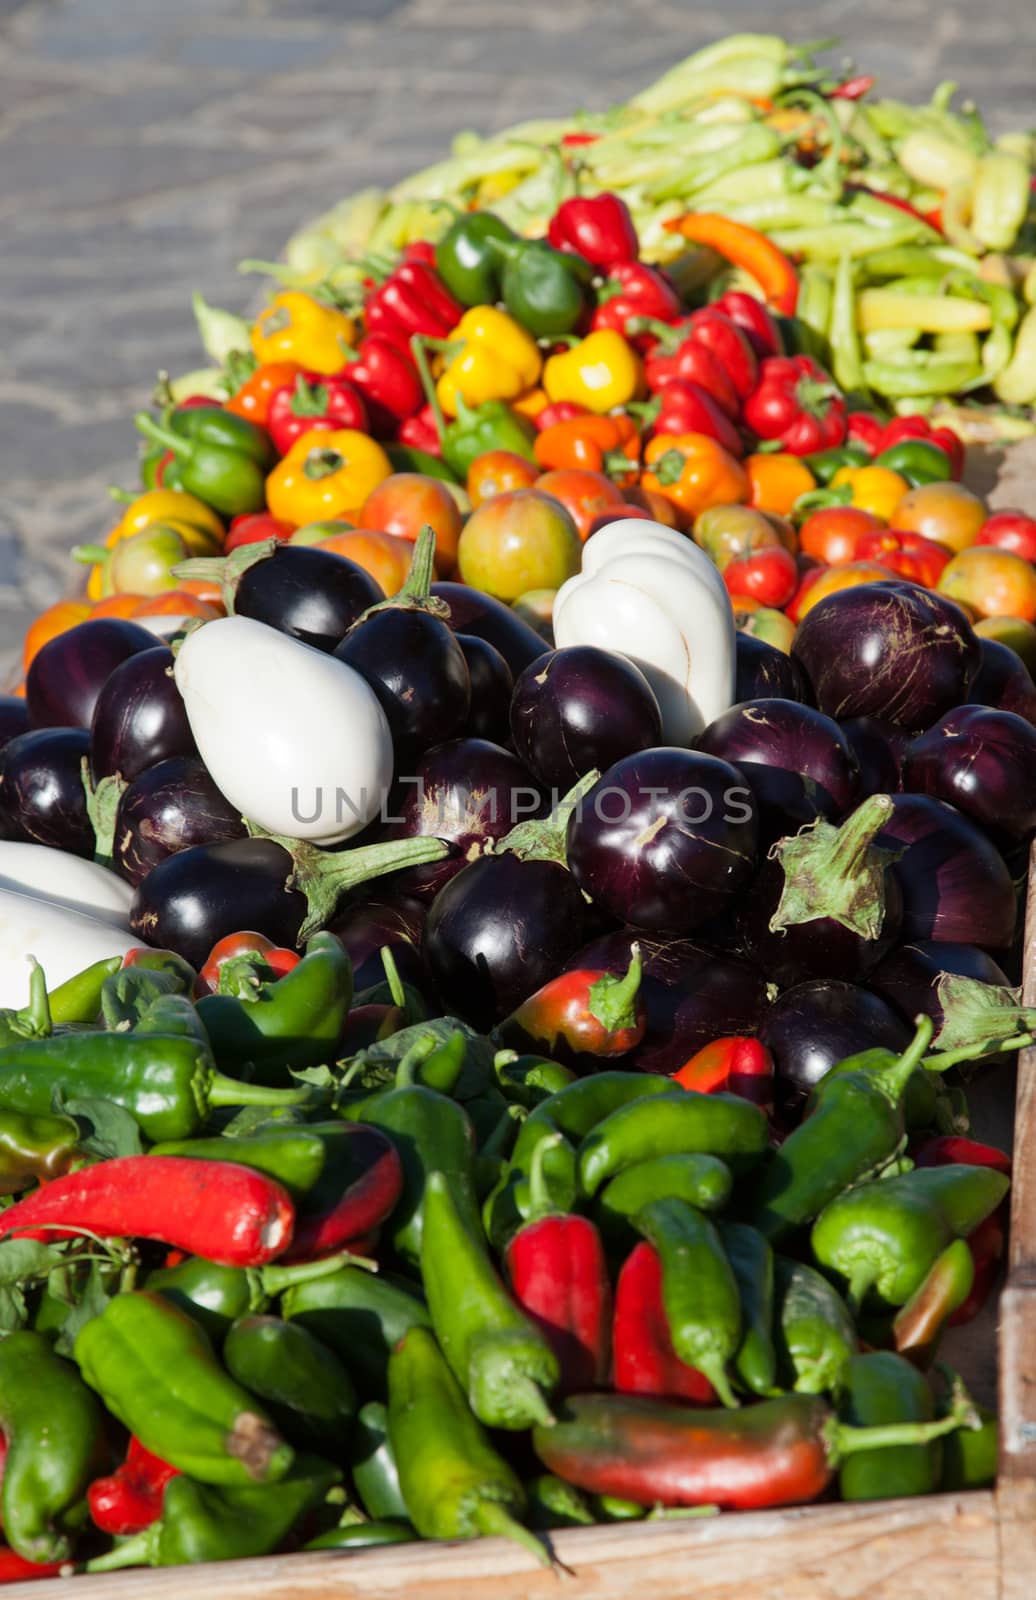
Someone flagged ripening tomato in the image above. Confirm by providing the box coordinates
[723,545,798,609]
[467,450,540,507]
[693,505,785,572]
[22,600,92,672]
[976,511,1036,564]
[937,546,1036,622]
[358,473,462,572]
[732,601,797,652]
[975,616,1036,676]
[534,469,627,542]
[798,506,883,566]
[856,528,952,588]
[132,591,222,621]
[293,526,408,595]
[893,482,986,553]
[456,488,581,601]
[792,560,895,620]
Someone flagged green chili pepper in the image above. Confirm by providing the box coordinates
[0,1331,106,1564]
[282,1265,431,1398]
[839,1352,940,1501]
[806,444,872,482]
[387,1325,549,1566]
[595,1153,733,1253]
[578,1090,770,1198]
[811,1164,1011,1313]
[441,396,537,481]
[0,1109,81,1195]
[874,438,953,483]
[87,1455,341,1571]
[222,1315,357,1456]
[436,211,517,306]
[385,443,459,481]
[46,955,123,1026]
[526,1473,596,1530]
[717,1221,777,1399]
[196,932,353,1083]
[304,1519,417,1550]
[941,1404,998,1490]
[134,411,269,518]
[493,1050,577,1109]
[421,1169,559,1429]
[891,1238,975,1361]
[634,1198,742,1410]
[861,355,985,398]
[149,1128,328,1202]
[0,1032,310,1142]
[0,960,52,1047]
[774,1256,857,1396]
[349,1401,409,1521]
[147,1251,359,1346]
[76,1292,294,1487]
[490,236,592,337]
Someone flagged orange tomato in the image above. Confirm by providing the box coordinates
[172,577,223,605]
[467,451,540,508]
[132,591,223,620]
[693,505,785,572]
[89,593,148,619]
[798,507,883,567]
[893,482,987,553]
[744,452,816,517]
[623,486,681,529]
[534,469,627,542]
[937,546,1036,622]
[792,560,896,620]
[311,529,410,596]
[22,599,91,672]
[358,473,462,573]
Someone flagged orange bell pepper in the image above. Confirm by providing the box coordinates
[664,213,799,316]
[744,452,817,517]
[641,432,749,519]
[225,360,303,426]
[534,414,641,480]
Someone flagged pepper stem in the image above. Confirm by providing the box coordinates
[587,944,643,1035]
[380,947,406,1011]
[85,1528,157,1571]
[768,793,899,941]
[625,316,680,350]
[81,758,126,870]
[873,1015,934,1107]
[173,538,280,615]
[395,1034,437,1088]
[409,335,447,443]
[207,1072,317,1112]
[924,1029,1036,1074]
[134,411,192,460]
[698,1359,740,1412]
[471,1500,555,1570]
[481,1103,526,1163]
[260,1249,378,1297]
[830,1370,979,1461]
[526,1132,564,1221]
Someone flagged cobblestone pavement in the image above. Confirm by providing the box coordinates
[1,0,1034,671]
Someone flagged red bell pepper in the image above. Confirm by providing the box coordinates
[743,355,847,455]
[498,945,646,1068]
[266,373,368,456]
[670,1036,775,1110]
[648,380,744,458]
[402,240,438,266]
[846,410,885,455]
[534,400,591,432]
[723,547,799,611]
[224,512,295,554]
[505,1135,612,1396]
[591,262,681,345]
[613,1241,716,1404]
[548,193,640,269]
[642,333,741,419]
[364,260,462,344]
[711,291,784,360]
[856,528,952,587]
[396,402,444,457]
[913,1135,1012,1326]
[685,308,759,402]
[343,334,424,437]
[88,1437,180,1536]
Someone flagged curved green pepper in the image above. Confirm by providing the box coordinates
[596,1152,733,1251]
[222,1315,356,1456]
[634,1198,742,1411]
[149,1127,328,1202]
[281,1265,431,1398]
[578,1090,770,1197]
[718,1220,777,1399]
[436,212,516,306]
[146,1251,359,1346]
[493,1051,577,1109]
[775,1256,857,1396]
[839,1352,940,1501]
[349,1400,409,1521]
[46,956,122,1026]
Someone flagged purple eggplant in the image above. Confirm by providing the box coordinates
[26,618,157,731]
[902,704,1036,842]
[423,853,587,1030]
[968,637,1036,726]
[739,794,903,986]
[131,837,306,964]
[566,748,758,935]
[510,646,662,793]
[735,633,811,704]
[432,582,549,675]
[791,582,980,728]
[327,896,430,995]
[760,978,911,1117]
[113,756,247,886]
[0,728,93,855]
[233,545,382,652]
[90,646,196,783]
[870,940,1011,1038]
[335,611,470,762]
[0,697,29,755]
[697,698,859,842]
[565,929,770,1074]
[839,717,908,797]
[875,793,1017,950]
[458,635,513,743]
[379,738,545,902]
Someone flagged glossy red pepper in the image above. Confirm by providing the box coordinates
[560,131,601,149]
[846,411,885,454]
[0,1548,67,1583]
[591,263,681,346]
[856,528,952,587]
[648,380,744,457]
[279,1124,403,1264]
[497,945,646,1067]
[504,1136,612,1396]
[547,193,639,269]
[223,512,295,554]
[743,355,847,455]
[342,334,424,437]
[88,1437,180,1536]
[0,1157,295,1268]
[364,261,463,344]
[612,1242,716,1404]
[913,1135,1011,1325]
[199,931,300,994]
[396,403,444,457]
[534,400,591,432]
[266,372,368,456]
[711,291,784,360]
[686,308,759,401]
[402,240,438,266]
[670,1036,775,1111]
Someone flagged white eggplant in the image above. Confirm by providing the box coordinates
[0,888,136,1008]
[173,615,394,844]
[0,841,133,928]
[553,518,735,743]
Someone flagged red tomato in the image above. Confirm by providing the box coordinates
[358,474,462,572]
[225,513,295,553]
[723,545,798,609]
[976,511,1036,564]
[198,931,300,994]
[798,506,883,566]
[856,528,952,588]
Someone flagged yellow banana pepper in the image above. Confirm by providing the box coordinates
[436,307,541,417]
[251,291,357,375]
[266,428,392,527]
[543,330,644,413]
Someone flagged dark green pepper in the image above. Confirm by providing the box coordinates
[490,236,592,337]
[0,1108,81,1195]
[0,958,52,1046]
[146,1250,356,1345]
[385,442,459,481]
[436,211,517,306]
[634,1198,742,1410]
[441,396,536,480]
[134,409,269,517]
[874,438,953,484]
[169,404,274,464]
[304,1519,416,1549]
[941,1403,998,1489]
[578,1089,770,1196]
[775,1256,857,1396]
[526,1473,595,1530]
[805,444,871,482]
[281,1265,431,1398]
[493,1050,577,1108]
[149,1127,328,1202]
[595,1152,733,1252]
[717,1220,777,1399]
[838,1352,941,1501]
[349,1400,408,1521]
[222,1315,357,1456]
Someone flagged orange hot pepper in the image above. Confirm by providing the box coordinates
[744,452,817,517]
[534,414,641,481]
[225,360,303,426]
[664,213,799,316]
[642,432,749,518]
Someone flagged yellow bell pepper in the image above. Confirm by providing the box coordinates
[266,429,392,527]
[542,330,643,414]
[436,308,541,417]
[251,291,357,376]
[830,464,909,523]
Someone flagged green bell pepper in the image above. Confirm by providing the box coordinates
[490,236,592,337]
[441,395,537,479]
[436,211,517,306]
[134,409,270,517]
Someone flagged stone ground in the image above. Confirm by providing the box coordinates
[1,0,1034,673]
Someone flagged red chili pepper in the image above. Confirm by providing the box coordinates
[723,546,799,611]
[743,354,847,455]
[591,262,681,345]
[266,372,368,456]
[224,512,295,554]
[845,184,943,236]
[342,334,424,437]
[0,1157,295,1268]
[504,1136,612,1396]
[547,193,639,268]
[396,402,444,457]
[670,1036,775,1111]
[830,73,876,100]
[846,411,885,454]
[648,380,745,458]
[856,528,952,588]
[560,131,602,149]
[613,1241,716,1404]
[278,1125,402,1264]
[199,931,301,994]
[498,945,646,1068]
[364,261,463,344]
[711,291,784,360]
[88,1437,180,1536]
[535,400,591,432]
[0,1548,67,1582]
[913,1135,1011,1325]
